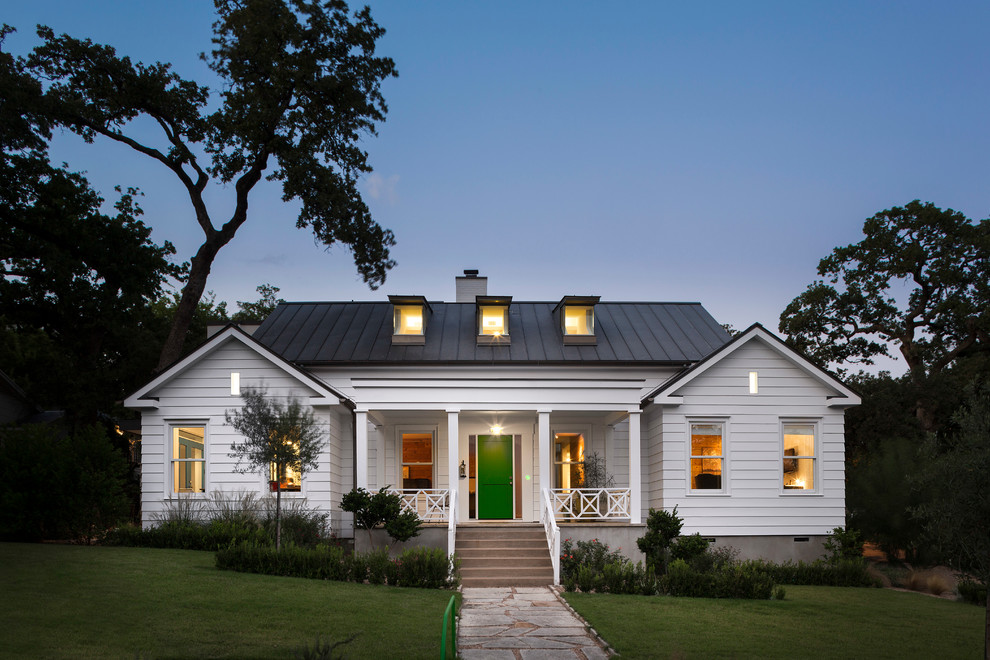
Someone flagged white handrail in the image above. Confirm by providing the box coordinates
[447,487,457,559]
[541,488,561,585]
[549,488,632,520]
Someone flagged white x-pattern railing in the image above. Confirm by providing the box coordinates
[389,488,450,522]
[549,488,632,520]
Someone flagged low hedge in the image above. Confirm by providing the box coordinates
[215,543,459,589]
[663,560,783,600]
[739,558,881,588]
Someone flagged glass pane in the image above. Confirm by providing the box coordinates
[394,305,423,335]
[553,433,584,488]
[691,424,722,456]
[783,458,815,490]
[479,306,507,336]
[691,458,722,489]
[173,460,205,493]
[783,424,815,456]
[563,306,594,335]
[402,433,433,489]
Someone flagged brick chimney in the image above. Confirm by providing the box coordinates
[455,269,487,302]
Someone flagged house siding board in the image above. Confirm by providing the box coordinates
[657,337,845,537]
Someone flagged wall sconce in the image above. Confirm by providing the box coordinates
[459,460,466,479]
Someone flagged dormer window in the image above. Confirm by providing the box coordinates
[389,295,431,345]
[554,296,600,345]
[476,296,511,344]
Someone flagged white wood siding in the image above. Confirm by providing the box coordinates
[658,339,846,537]
[138,340,343,528]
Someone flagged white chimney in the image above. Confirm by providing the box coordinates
[455,269,487,302]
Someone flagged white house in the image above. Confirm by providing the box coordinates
[125,271,859,584]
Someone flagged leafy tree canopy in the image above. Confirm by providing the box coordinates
[780,200,989,430]
[6,0,398,370]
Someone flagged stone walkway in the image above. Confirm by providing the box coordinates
[458,586,610,660]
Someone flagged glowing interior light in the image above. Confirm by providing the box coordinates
[230,372,240,396]
[749,371,758,394]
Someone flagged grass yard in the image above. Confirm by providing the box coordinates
[0,542,456,659]
[564,585,983,659]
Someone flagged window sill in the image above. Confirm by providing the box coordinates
[687,491,729,496]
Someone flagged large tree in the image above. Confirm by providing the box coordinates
[10,0,398,370]
[1,29,181,420]
[780,201,989,431]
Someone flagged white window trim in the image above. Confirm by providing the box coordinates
[397,425,438,489]
[165,420,210,498]
[779,418,821,496]
[686,418,729,496]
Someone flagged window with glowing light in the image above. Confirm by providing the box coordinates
[563,306,594,336]
[402,433,434,489]
[269,442,302,492]
[782,422,816,492]
[690,422,724,492]
[478,305,508,336]
[172,425,205,493]
[553,433,585,489]
[393,305,424,335]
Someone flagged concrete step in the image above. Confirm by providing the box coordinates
[461,566,553,579]
[457,547,549,558]
[459,556,551,569]
[455,538,547,549]
[461,575,553,587]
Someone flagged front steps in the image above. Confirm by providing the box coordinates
[456,524,554,587]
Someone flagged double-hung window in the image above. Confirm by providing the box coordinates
[172,425,205,493]
[782,421,817,492]
[689,422,724,492]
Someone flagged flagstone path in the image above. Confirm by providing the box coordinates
[457,586,611,660]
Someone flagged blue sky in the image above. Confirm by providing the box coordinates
[5,1,988,373]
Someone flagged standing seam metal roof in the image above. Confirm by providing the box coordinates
[252,301,730,365]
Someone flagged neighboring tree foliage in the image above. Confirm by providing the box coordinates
[1,27,182,421]
[780,201,989,430]
[9,0,398,370]
[232,284,285,323]
[913,386,990,657]
[225,387,324,549]
[0,424,130,542]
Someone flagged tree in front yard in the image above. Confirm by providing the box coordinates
[340,486,421,548]
[225,387,323,549]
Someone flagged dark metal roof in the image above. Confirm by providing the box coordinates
[253,301,731,365]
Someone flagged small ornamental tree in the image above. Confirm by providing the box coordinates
[225,387,323,549]
[340,486,422,548]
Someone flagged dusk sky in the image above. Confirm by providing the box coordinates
[5,1,988,375]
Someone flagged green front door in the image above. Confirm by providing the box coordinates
[478,434,513,519]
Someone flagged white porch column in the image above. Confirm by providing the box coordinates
[447,409,459,494]
[355,410,368,491]
[628,410,642,524]
[538,410,551,500]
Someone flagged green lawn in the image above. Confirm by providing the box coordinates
[564,585,983,659]
[0,543,456,659]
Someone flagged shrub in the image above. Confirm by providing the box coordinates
[672,533,710,564]
[957,579,987,605]
[661,560,778,599]
[637,507,683,572]
[739,558,880,587]
[340,487,422,546]
[822,526,864,562]
[560,538,626,583]
[395,547,459,589]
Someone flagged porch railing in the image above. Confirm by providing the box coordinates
[389,488,450,523]
[447,488,457,559]
[549,488,632,521]
[540,489,561,585]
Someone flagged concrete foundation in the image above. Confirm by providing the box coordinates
[353,525,447,556]
[558,524,648,564]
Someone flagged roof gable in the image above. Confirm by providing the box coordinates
[124,325,352,409]
[643,323,861,407]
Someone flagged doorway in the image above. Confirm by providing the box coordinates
[477,434,513,519]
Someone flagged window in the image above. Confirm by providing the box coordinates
[553,433,585,489]
[172,425,205,493]
[270,448,302,492]
[479,305,508,336]
[690,422,724,491]
[782,422,816,491]
[563,306,594,336]
[402,432,433,489]
[394,305,424,335]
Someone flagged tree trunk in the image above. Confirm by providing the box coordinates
[156,241,221,371]
[275,482,282,551]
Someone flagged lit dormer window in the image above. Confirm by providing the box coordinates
[476,296,511,344]
[554,296,600,345]
[389,295,431,345]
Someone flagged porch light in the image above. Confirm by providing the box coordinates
[490,425,503,434]
[749,371,758,394]
[230,372,240,396]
